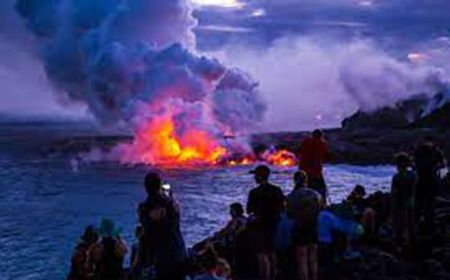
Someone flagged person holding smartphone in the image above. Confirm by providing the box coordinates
[138,172,186,280]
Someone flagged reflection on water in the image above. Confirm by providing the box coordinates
[0,122,394,279]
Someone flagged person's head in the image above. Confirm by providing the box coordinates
[144,171,162,196]
[81,225,98,245]
[351,184,366,199]
[312,129,323,139]
[250,164,271,184]
[293,170,308,189]
[395,152,412,171]
[97,218,121,240]
[230,202,244,218]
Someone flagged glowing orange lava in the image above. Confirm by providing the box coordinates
[127,113,227,167]
[262,149,297,167]
[226,156,254,167]
[121,105,299,168]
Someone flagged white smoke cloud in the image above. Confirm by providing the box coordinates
[0,0,88,119]
[11,0,265,132]
[213,37,448,131]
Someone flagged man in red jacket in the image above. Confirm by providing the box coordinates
[299,129,328,201]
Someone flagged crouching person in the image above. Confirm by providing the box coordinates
[317,209,364,280]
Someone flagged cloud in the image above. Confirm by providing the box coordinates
[193,0,450,52]
[0,0,87,118]
[213,36,448,131]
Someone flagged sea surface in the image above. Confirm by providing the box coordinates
[0,121,394,280]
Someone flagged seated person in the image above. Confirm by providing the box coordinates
[192,203,247,267]
[213,203,247,242]
[67,225,99,280]
[194,248,231,280]
[346,185,376,239]
[89,219,128,280]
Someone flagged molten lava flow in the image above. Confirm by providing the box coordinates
[129,113,227,167]
[262,149,297,167]
[226,156,254,167]
[122,108,299,168]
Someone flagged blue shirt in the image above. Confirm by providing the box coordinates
[318,210,361,243]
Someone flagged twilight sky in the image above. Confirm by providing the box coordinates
[0,0,449,130]
[193,0,450,50]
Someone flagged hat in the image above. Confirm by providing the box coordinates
[249,164,271,177]
[96,218,122,238]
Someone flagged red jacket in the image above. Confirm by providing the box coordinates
[299,137,328,178]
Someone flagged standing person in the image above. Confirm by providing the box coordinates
[391,153,417,249]
[246,165,285,280]
[414,137,445,227]
[129,225,144,280]
[299,129,329,201]
[138,172,187,280]
[286,171,322,280]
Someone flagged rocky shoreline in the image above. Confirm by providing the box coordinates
[252,92,450,165]
[251,126,450,165]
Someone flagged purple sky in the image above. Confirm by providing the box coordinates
[1,0,449,130]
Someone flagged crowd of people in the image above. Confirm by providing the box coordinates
[67,130,449,280]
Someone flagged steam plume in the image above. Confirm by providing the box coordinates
[14,0,266,164]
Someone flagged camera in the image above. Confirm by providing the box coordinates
[162,183,172,196]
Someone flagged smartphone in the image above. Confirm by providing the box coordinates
[162,183,172,197]
[438,167,449,179]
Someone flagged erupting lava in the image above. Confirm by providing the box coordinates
[118,105,297,168]
[119,113,300,168]
[262,149,297,167]
[123,113,227,166]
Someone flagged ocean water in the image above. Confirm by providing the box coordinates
[0,121,394,280]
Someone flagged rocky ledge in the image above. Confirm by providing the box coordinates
[251,92,450,165]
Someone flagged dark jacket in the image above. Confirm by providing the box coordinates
[138,193,186,266]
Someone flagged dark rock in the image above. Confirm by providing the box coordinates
[252,90,450,165]
[342,94,428,130]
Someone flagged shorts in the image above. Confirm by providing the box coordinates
[248,220,278,253]
[293,221,318,246]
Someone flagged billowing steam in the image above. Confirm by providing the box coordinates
[216,38,449,131]
[14,0,266,165]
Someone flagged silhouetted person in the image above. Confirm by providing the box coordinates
[67,225,98,280]
[213,202,247,244]
[129,224,144,280]
[287,171,322,280]
[246,165,285,280]
[194,248,231,280]
[391,153,417,248]
[299,129,329,201]
[346,185,376,239]
[414,137,445,228]
[138,172,186,280]
[90,219,127,280]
